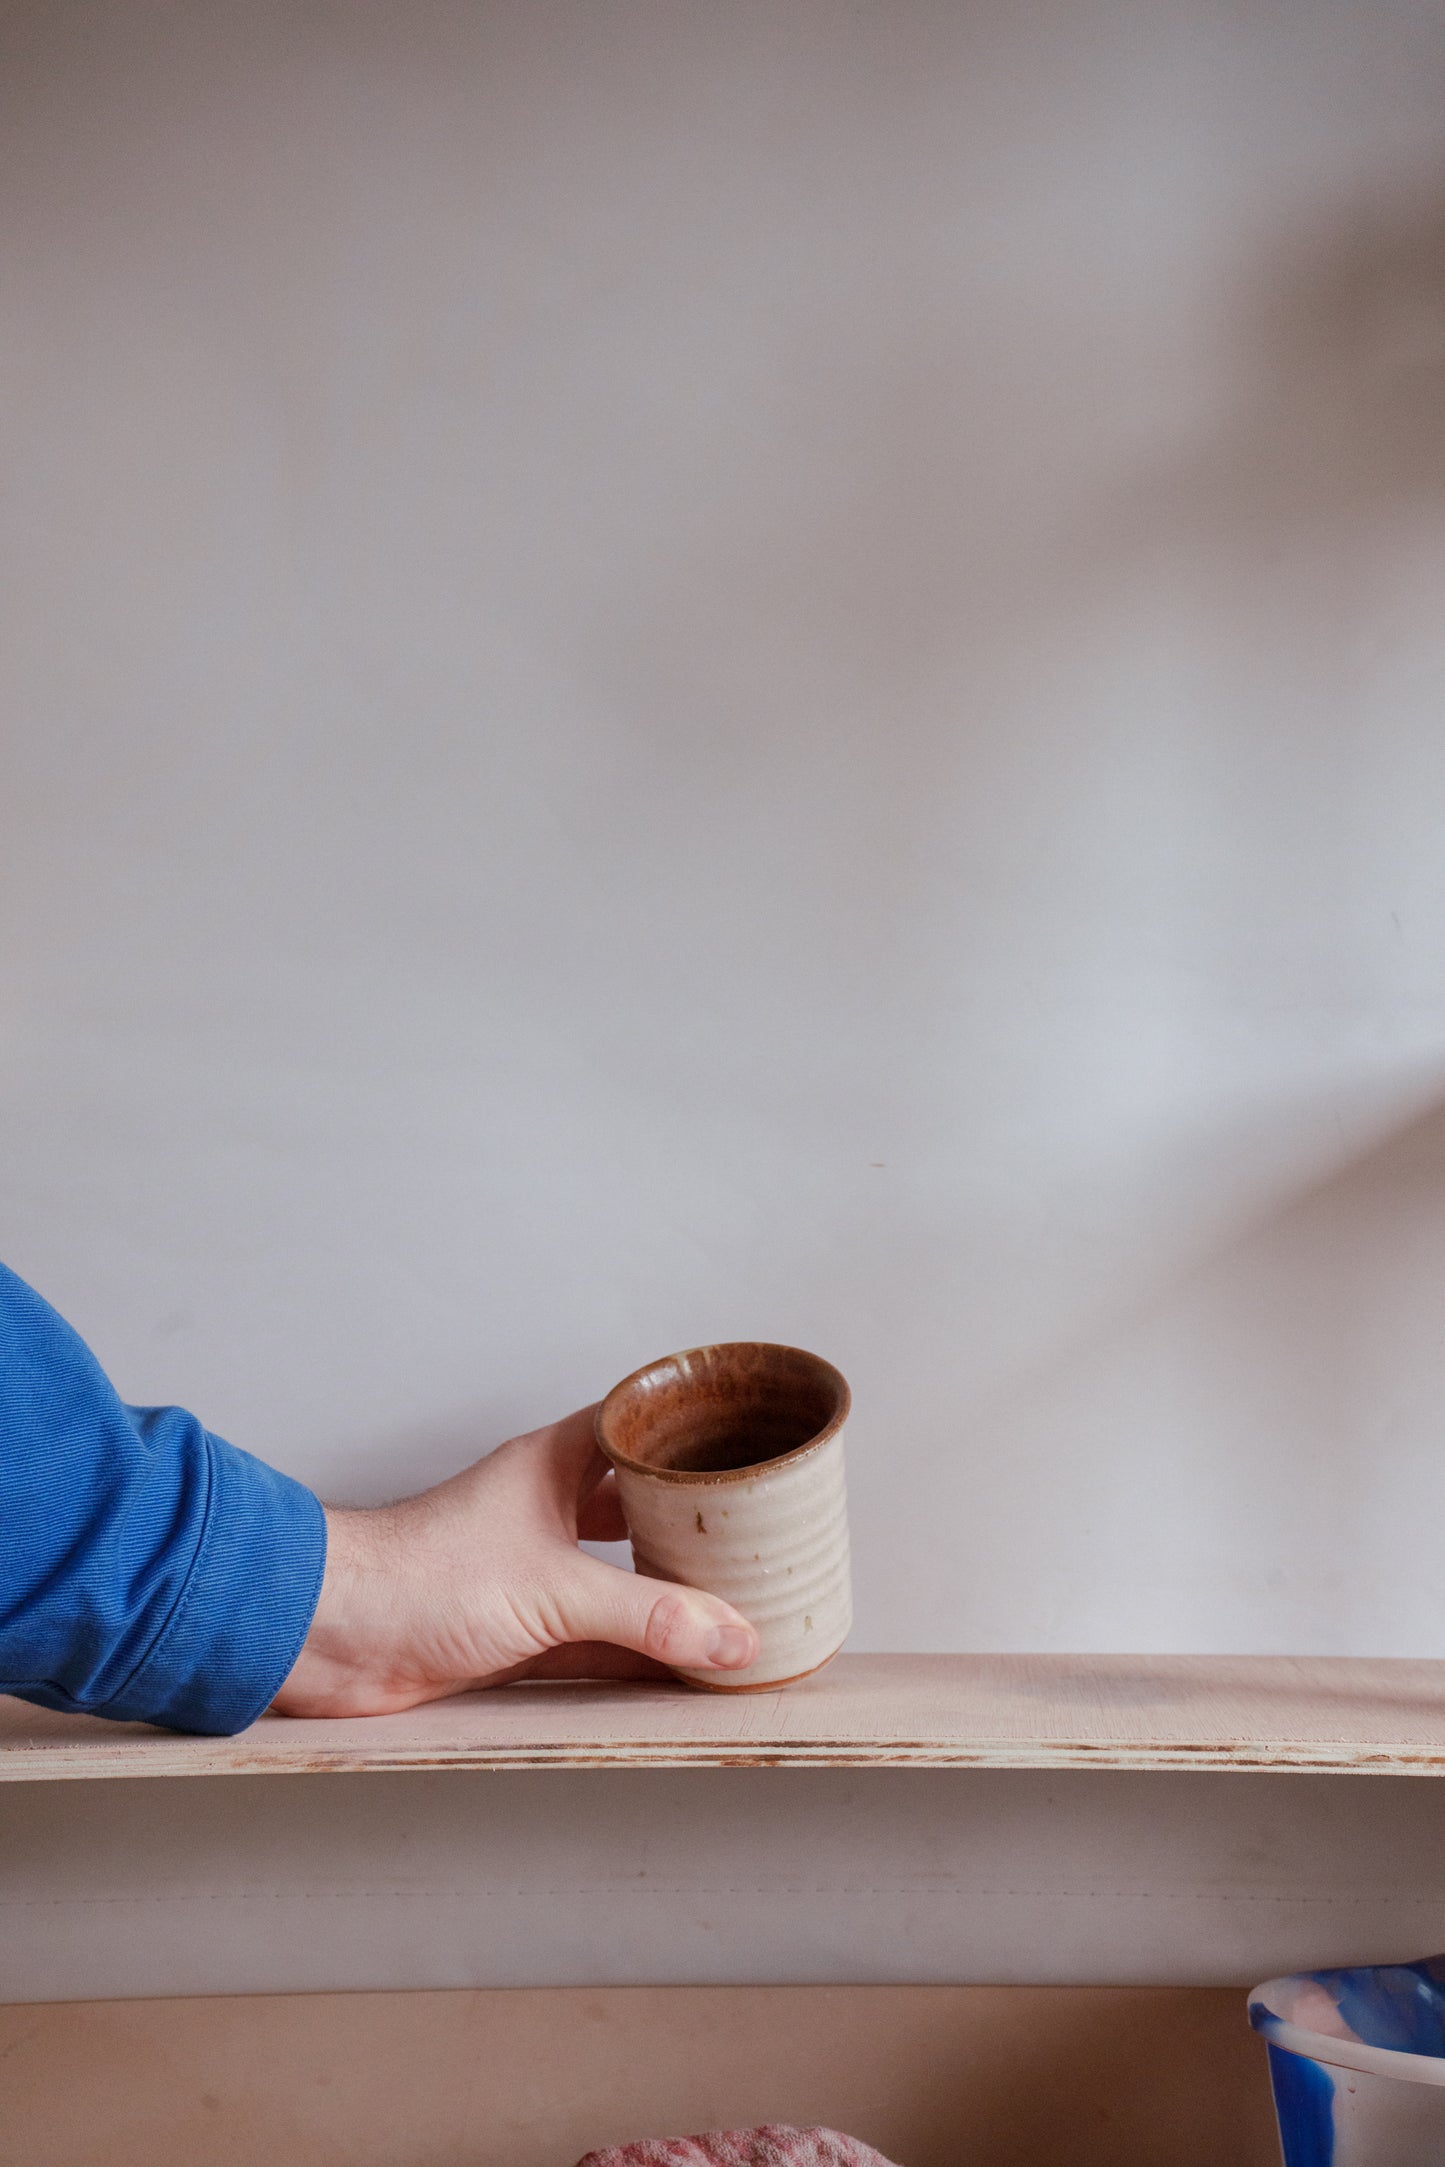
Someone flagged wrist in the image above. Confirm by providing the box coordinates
[271,1505,412,1717]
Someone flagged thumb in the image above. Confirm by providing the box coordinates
[551,1553,760,1674]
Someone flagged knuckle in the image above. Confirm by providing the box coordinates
[643,1591,692,1662]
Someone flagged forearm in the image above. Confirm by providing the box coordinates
[0,1260,326,1734]
[0,1258,756,1733]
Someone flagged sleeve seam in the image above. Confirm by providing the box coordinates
[87,1429,219,1718]
[240,1486,328,1726]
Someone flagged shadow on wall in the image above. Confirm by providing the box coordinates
[1088,179,1445,742]
[353,1091,1445,1629]
[1066,179,1445,890]
[564,172,1445,1185]
[969,1087,1445,1650]
[1186,187,1445,533]
[324,183,1445,1620]
[593,172,1445,779]
[989,188,1445,1646]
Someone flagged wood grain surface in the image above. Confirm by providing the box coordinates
[5,1652,1445,1780]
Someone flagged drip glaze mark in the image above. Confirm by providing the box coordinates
[1267,2045,1335,2164]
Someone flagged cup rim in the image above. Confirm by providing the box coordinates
[1249,1966,1445,2088]
[594,1339,851,1487]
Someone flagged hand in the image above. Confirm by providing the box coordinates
[271,1405,760,1716]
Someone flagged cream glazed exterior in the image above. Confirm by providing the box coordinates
[621,1428,852,1692]
[596,1343,852,1691]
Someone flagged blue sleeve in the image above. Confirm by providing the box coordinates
[0,1260,327,1735]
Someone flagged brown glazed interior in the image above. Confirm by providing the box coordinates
[596,1341,850,1483]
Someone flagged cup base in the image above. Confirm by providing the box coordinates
[673,1648,842,1694]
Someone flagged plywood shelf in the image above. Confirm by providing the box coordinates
[9,1654,1445,2000]
[5,1651,1445,1781]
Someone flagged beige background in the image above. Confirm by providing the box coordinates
[4,0,1445,1655]
[0,1985,1280,2166]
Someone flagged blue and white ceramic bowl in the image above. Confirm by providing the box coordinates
[1250,1957,1445,2165]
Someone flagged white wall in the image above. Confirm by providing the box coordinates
[3,0,1445,1656]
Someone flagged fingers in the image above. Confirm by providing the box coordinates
[553,1553,759,1673]
[524,1404,611,1522]
[576,1470,628,1544]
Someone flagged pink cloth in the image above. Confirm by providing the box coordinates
[574,2129,900,2166]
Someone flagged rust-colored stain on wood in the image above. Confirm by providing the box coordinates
[5,1654,1445,1783]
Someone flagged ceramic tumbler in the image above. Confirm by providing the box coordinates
[1250,1956,1445,2165]
[595,1341,852,1691]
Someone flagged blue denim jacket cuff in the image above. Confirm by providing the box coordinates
[99,1436,328,1736]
